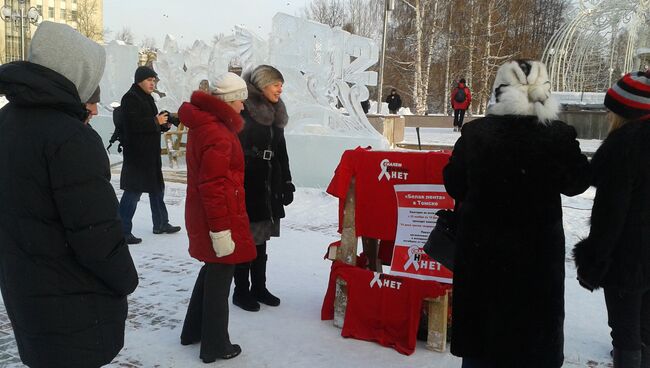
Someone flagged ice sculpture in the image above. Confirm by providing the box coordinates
[95,13,388,186]
[269,13,380,138]
[99,40,140,108]
[267,13,387,187]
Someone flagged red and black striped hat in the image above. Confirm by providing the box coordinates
[604,71,650,120]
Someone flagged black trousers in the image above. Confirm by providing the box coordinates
[453,109,466,127]
[181,263,235,360]
[604,286,650,350]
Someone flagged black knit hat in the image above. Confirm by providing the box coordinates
[605,70,650,120]
[134,66,157,84]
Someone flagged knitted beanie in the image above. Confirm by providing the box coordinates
[211,72,248,102]
[134,66,157,84]
[250,64,284,90]
[604,71,650,120]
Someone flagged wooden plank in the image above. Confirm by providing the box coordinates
[336,177,357,265]
[425,290,449,352]
[333,178,357,329]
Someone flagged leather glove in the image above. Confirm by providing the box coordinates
[209,230,235,257]
[282,182,295,206]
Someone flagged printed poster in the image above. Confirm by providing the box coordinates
[389,184,454,284]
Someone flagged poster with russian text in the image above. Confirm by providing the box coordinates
[389,184,454,284]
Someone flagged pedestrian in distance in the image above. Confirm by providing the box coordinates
[234,64,295,312]
[386,88,402,114]
[574,70,650,368]
[443,59,590,368]
[118,65,181,244]
[0,21,139,368]
[178,73,257,363]
[451,78,472,131]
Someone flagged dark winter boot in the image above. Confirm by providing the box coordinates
[251,244,280,307]
[613,348,642,368]
[232,263,260,312]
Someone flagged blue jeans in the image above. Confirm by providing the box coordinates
[119,190,169,234]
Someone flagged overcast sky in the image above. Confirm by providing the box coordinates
[103,0,309,47]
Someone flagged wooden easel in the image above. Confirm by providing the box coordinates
[332,177,450,352]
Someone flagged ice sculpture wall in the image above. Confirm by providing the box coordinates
[99,40,140,108]
[97,13,387,187]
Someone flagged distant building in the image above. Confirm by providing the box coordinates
[0,0,104,63]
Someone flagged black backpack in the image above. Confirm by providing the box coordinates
[106,105,125,153]
[454,87,467,103]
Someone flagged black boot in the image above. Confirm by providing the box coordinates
[232,263,259,312]
[251,244,280,307]
[613,348,642,368]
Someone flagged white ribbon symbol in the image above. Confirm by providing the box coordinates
[378,159,391,181]
[404,246,421,271]
[369,272,382,288]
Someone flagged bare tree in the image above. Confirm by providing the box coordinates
[75,0,103,41]
[303,0,347,28]
[140,37,158,51]
[115,27,135,45]
[347,0,382,40]
[301,0,572,114]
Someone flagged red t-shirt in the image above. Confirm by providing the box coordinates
[327,148,451,240]
[322,262,448,355]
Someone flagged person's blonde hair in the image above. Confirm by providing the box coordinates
[608,111,629,134]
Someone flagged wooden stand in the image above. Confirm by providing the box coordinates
[161,122,187,168]
[332,177,449,352]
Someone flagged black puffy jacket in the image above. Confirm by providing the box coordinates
[0,61,138,368]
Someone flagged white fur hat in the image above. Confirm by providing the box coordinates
[211,72,248,102]
[487,60,559,123]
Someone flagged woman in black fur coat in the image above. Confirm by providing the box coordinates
[444,60,590,368]
[233,65,295,312]
[574,71,650,368]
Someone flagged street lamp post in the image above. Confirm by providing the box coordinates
[1,0,41,61]
[376,0,394,114]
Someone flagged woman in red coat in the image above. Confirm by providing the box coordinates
[177,72,256,363]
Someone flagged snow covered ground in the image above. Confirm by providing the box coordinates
[0,132,613,367]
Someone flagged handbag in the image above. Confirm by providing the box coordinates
[423,209,457,271]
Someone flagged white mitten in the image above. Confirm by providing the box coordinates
[209,230,235,257]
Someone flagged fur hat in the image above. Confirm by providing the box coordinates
[250,64,284,90]
[134,66,157,84]
[487,60,559,123]
[28,21,105,103]
[211,72,248,102]
[604,71,650,120]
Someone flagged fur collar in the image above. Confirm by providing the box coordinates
[487,60,559,123]
[242,82,288,128]
[179,91,243,133]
